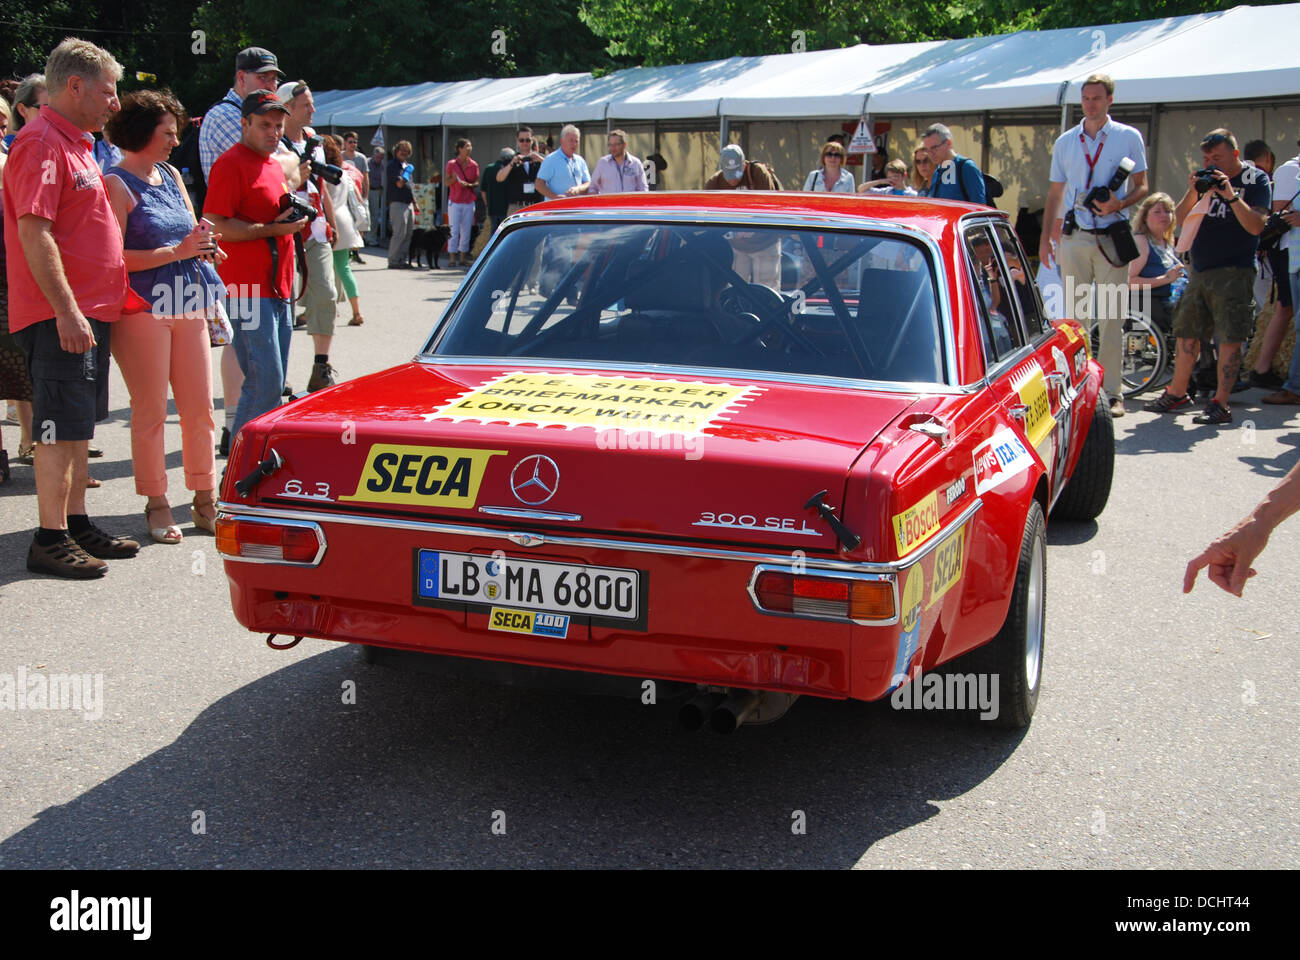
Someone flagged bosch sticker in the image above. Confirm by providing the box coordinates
[892,491,941,556]
[342,445,506,507]
[973,429,1032,496]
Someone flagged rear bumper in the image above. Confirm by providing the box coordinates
[217,500,982,701]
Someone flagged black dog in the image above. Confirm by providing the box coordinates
[409,225,450,269]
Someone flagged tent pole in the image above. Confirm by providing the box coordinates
[440,125,449,220]
[1060,102,1070,136]
[720,115,729,147]
[1148,104,1160,196]
[981,111,992,174]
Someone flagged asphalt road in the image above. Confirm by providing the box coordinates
[1,248,1297,869]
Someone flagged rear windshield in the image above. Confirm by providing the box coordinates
[426,222,945,384]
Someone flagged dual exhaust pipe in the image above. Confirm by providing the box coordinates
[678,689,796,734]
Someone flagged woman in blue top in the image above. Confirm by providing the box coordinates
[104,90,226,544]
[1128,192,1184,333]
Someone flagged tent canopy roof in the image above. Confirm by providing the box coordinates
[312,4,1300,128]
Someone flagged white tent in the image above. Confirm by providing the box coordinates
[312,4,1300,127]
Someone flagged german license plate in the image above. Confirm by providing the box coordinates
[413,549,645,625]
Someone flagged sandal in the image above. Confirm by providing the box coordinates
[348,314,365,326]
[86,476,102,488]
[191,491,217,533]
[16,442,34,465]
[146,502,182,544]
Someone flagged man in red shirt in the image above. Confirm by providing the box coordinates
[203,91,310,438]
[4,38,140,579]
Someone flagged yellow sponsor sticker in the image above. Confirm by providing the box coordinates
[928,526,965,609]
[1059,322,1081,345]
[892,490,941,556]
[901,563,925,634]
[488,607,570,638]
[428,372,756,434]
[1011,363,1056,449]
[341,445,506,507]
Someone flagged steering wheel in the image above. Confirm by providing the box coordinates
[722,283,825,357]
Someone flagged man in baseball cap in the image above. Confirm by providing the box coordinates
[235,47,283,77]
[706,144,777,191]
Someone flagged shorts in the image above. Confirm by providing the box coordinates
[1268,248,1292,308]
[1171,266,1256,343]
[12,317,111,443]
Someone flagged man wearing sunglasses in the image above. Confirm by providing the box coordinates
[496,126,545,217]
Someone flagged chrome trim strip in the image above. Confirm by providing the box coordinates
[746,564,900,627]
[216,515,328,567]
[478,505,583,522]
[421,210,959,388]
[215,497,982,575]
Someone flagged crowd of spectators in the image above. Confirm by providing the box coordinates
[3,40,1300,578]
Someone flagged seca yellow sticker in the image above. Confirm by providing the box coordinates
[429,372,756,434]
[892,490,941,557]
[1059,322,1081,345]
[928,526,964,608]
[1011,363,1056,450]
[341,445,506,507]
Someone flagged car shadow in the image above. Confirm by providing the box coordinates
[1046,519,1099,545]
[0,645,1025,868]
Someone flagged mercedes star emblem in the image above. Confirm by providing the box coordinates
[510,455,559,505]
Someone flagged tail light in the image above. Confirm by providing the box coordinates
[749,567,896,623]
[216,516,326,565]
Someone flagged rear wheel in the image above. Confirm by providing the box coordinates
[1052,394,1114,521]
[1089,314,1166,398]
[979,500,1046,729]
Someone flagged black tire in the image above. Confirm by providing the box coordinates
[357,643,381,664]
[976,500,1046,729]
[1052,394,1114,521]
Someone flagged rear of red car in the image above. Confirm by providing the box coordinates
[217,200,1032,709]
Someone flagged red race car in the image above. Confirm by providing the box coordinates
[217,192,1113,731]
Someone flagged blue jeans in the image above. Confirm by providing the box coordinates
[231,297,292,435]
[1285,268,1300,393]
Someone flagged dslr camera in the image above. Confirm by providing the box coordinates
[284,134,343,185]
[1193,165,1221,196]
[277,192,318,223]
[1084,157,1136,214]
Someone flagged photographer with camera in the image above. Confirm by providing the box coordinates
[277,81,340,393]
[202,92,309,437]
[1144,130,1270,424]
[1040,74,1148,417]
[496,126,545,217]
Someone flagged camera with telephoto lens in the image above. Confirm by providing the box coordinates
[285,134,343,185]
[1084,156,1136,214]
[277,192,318,223]
[1194,165,1220,196]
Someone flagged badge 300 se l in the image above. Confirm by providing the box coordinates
[216,193,1114,733]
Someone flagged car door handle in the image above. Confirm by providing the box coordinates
[1007,403,1028,423]
[1045,372,1075,405]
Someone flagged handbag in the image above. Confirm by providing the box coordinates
[207,298,234,348]
[347,180,371,234]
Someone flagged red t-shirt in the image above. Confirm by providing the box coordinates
[203,142,294,300]
[446,157,480,205]
[2,106,129,333]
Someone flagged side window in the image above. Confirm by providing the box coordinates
[963,223,1023,366]
[992,222,1051,338]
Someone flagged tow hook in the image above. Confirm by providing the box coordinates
[235,448,283,498]
[266,634,304,650]
[804,490,861,551]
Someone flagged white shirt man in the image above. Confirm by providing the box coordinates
[1040,74,1149,416]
